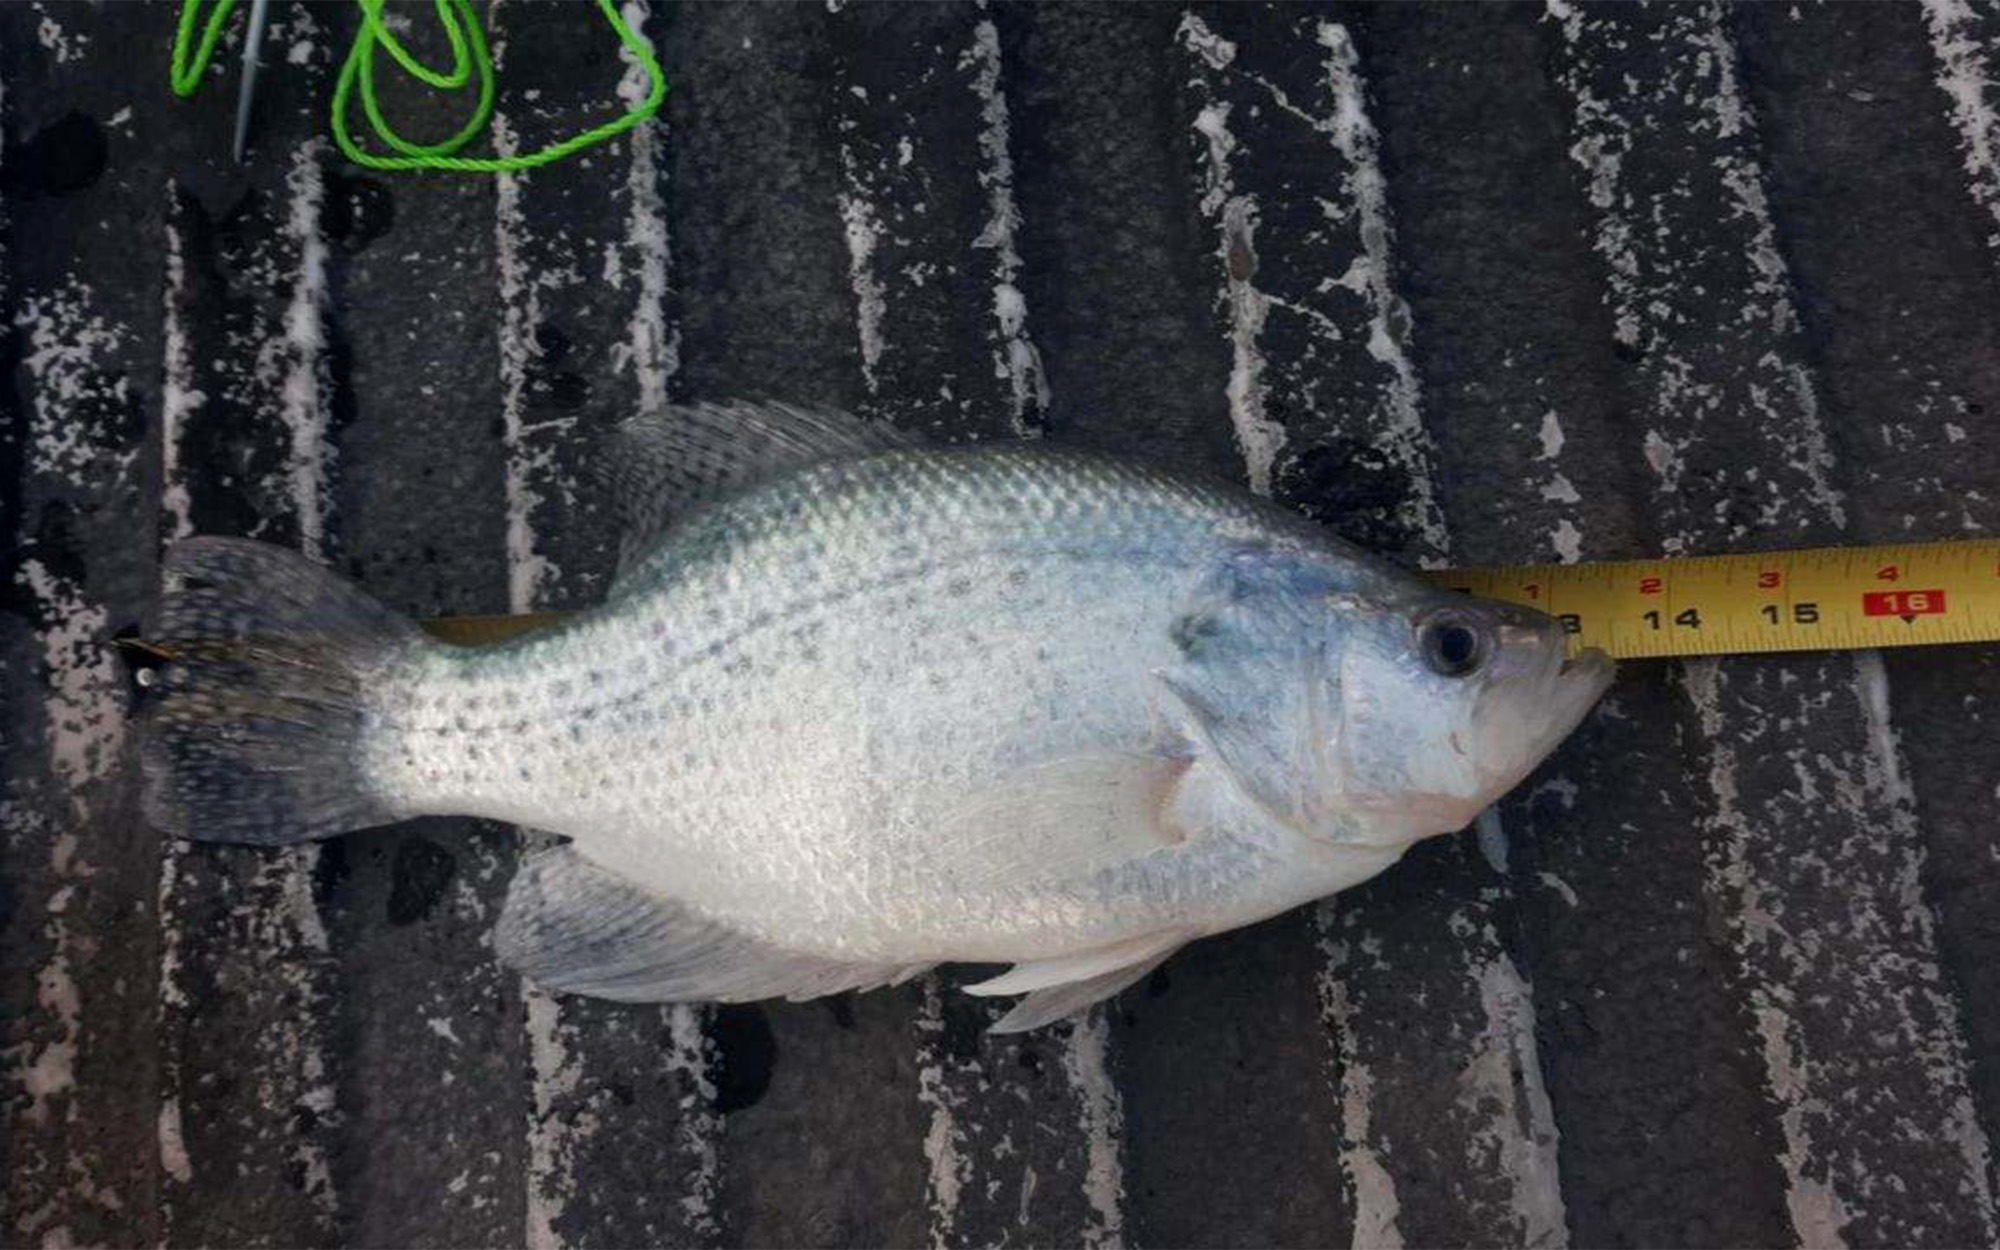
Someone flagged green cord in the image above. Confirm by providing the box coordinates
[170,0,666,173]
[171,0,238,97]
[341,0,495,163]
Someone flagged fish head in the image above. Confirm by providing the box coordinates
[1317,591,1612,843]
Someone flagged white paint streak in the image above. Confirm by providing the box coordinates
[664,1003,723,1238]
[161,216,201,542]
[493,117,555,617]
[1681,659,1857,1247]
[1850,650,1996,1216]
[916,981,1124,1247]
[1538,409,1565,460]
[148,204,191,1221]
[280,143,334,561]
[1183,80,1286,497]
[156,211,198,1201]
[523,986,581,1250]
[612,1,679,420]
[1179,15,1451,551]
[1315,909,1403,1250]
[14,286,134,481]
[1060,1013,1127,1250]
[1315,22,1450,563]
[157,1097,193,1185]
[157,138,342,1231]
[1179,12,1237,68]
[1465,951,1567,1248]
[1537,872,1580,909]
[13,542,125,800]
[1549,520,1583,564]
[915,984,973,1247]
[963,17,1050,432]
[272,144,340,1224]
[1534,410,1586,561]
[1922,0,2000,252]
[837,191,890,392]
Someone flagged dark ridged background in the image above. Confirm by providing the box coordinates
[5,3,2000,1247]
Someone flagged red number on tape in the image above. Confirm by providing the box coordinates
[1863,589,1947,618]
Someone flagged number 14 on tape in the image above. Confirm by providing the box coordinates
[1421,540,2000,661]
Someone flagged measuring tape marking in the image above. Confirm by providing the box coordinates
[1420,540,2000,659]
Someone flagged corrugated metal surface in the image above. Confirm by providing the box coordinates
[5,2,2000,1245]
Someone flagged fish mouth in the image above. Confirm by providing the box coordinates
[1559,645,1613,680]
[1473,644,1613,789]
[1558,648,1612,681]
[1546,646,1615,732]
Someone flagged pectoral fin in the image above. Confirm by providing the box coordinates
[934,748,1199,887]
[497,847,928,1002]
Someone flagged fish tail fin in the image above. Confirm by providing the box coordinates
[141,537,426,845]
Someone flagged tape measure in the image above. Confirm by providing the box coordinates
[1421,539,2000,660]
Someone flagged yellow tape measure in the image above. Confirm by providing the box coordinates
[1422,539,2000,660]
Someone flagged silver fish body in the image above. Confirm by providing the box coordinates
[145,407,1611,1030]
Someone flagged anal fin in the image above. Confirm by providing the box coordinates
[497,847,928,1003]
[965,931,1187,1034]
[986,945,1183,1035]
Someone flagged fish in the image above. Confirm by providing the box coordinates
[141,401,1612,1031]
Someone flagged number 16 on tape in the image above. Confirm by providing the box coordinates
[1420,540,2000,661]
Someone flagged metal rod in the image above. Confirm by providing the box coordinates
[232,0,274,163]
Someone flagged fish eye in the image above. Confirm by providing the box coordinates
[1418,609,1489,678]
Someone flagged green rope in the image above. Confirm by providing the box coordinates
[170,0,667,173]
[171,0,238,97]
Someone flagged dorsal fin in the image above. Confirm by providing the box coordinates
[606,400,921,579]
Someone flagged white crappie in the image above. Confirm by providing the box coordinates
[143,402,1612,1030]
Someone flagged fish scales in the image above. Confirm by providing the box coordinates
[377,447,1382,961]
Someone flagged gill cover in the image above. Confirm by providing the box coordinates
[1156,546,1353,839]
